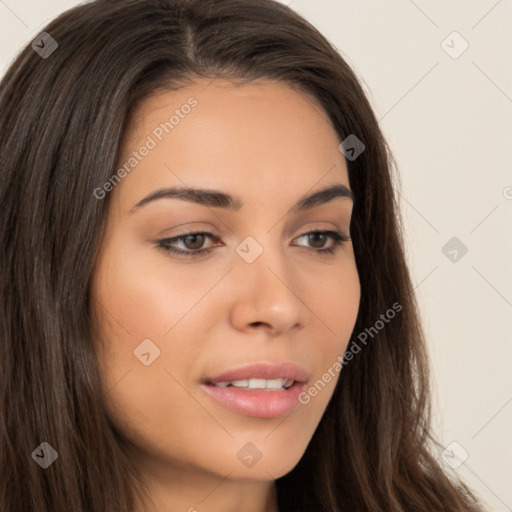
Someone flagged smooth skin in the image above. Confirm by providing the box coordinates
[91,79,361,512]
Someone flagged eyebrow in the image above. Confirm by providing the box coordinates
[129,183,353,214]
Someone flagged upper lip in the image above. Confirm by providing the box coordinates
[203,362,310,384]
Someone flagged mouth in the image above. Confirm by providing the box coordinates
[200,362,309,418]
[206,377,296,391]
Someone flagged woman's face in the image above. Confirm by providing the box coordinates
[91,79,360,486]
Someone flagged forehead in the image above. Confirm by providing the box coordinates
[113,79,349,208]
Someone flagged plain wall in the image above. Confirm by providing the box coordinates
[1,0,511,510]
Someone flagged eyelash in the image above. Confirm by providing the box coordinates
[156,230,351,259]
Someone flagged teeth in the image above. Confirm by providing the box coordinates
[232,379,250,387]
[213,378,294,390]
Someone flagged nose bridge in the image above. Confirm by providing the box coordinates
[230,231,307,333]
[236,232,290,288]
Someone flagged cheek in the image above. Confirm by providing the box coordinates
[317,258,361,349]
[90,243,217,462]
[308,259,360,391]
[92,237,216,341]
[90,235,227,408]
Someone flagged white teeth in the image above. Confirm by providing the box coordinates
[262,378,282,390]
[232,379,249,387]
[248,378,267,389]
[213,378,294,390]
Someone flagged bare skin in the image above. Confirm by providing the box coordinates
[91,79,360,512]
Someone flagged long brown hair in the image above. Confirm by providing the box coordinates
[0,0,482,510]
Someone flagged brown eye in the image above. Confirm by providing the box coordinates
[157,232,218,258]
[181,234,207,250]
[305,232,329,249]
[294,230,350,254]
[157,229,350,259]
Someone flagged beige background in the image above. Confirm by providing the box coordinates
[1,0,511,510]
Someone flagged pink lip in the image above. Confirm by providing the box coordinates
[201,362,310,419]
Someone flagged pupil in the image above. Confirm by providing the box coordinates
[309,233,326,248]
[185,234,204,250]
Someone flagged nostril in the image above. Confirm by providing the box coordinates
[250,321,271,328]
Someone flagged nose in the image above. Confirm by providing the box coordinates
[228,243,310,336]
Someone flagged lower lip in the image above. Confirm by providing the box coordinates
[200,381,306,418]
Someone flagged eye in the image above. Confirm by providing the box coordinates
[157,232,219,258]
[294,230,350,254]
[156,229,351,259]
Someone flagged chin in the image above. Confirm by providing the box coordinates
[199,435,310,481]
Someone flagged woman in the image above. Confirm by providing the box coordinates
[0,0,483,510]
